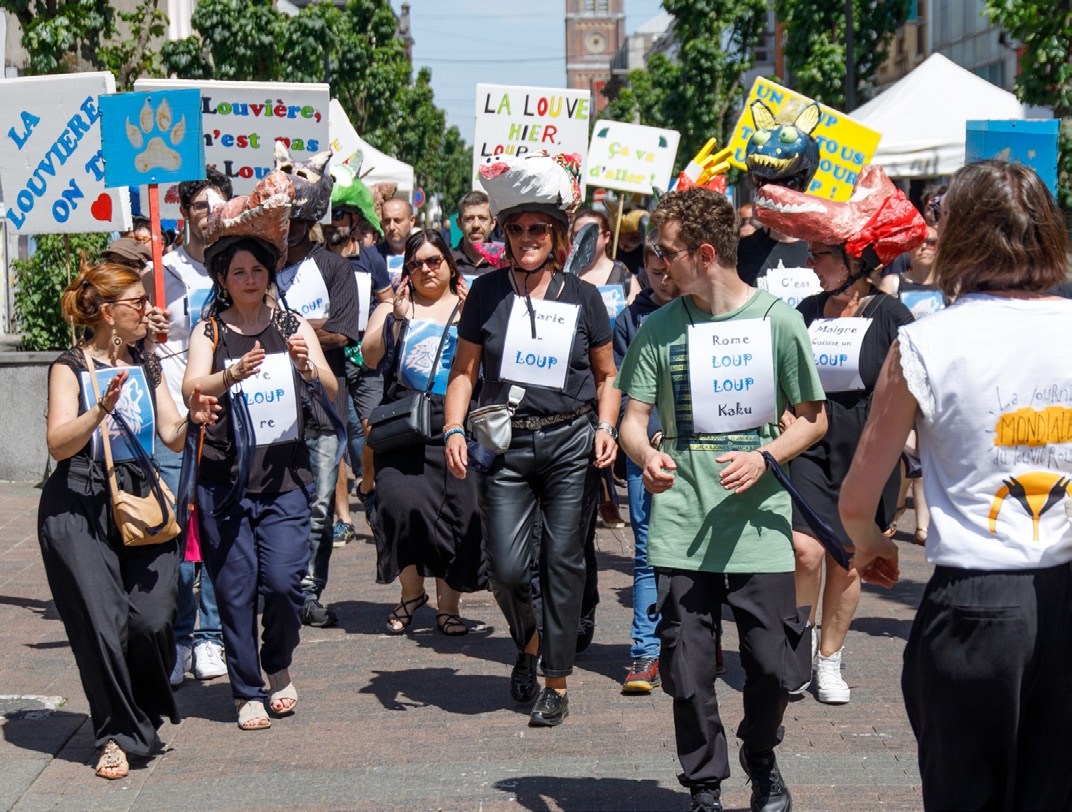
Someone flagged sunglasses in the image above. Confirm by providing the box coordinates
[807,250,837,262]
[505,222,553,239]
[651,243,695,262]
[928,194,944,224]
[923,238,937,246]
[111,295,152,311]
[405,254,445,273]
[331,208,351,221]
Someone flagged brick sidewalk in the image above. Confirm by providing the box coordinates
[0,479,927,811]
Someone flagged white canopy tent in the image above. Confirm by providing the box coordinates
[327,98,415,194]
[853,53,1029,178]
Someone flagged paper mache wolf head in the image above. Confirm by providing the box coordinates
[273,142,333,222]
[745,99,822,193]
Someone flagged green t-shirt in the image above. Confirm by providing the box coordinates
[615,289,825,574]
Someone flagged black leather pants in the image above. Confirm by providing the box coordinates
[479,415,599,678]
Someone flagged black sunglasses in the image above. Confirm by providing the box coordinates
[505,223,553,239]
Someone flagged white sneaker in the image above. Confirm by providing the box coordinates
[170,642,193,687]
[788,623,815,696]
[816,647,851,704]
[192,641,227,680]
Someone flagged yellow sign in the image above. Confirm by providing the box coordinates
[727,78,881,202]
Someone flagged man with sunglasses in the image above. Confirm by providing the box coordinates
[617,187,826,812]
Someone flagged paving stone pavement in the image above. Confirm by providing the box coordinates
[0,478,928,811]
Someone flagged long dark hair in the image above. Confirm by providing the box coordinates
[206,237,281,315]
[403,229,461,294]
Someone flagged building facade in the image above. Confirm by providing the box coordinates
[565,0,625,114]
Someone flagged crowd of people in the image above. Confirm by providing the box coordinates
[36,127,1072,811]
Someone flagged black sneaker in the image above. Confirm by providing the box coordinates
[690,788,724,812]
[739,745,792,812]
[528,687,568,727]
[510,651,539,703]
[576,608,596,653]
[300,598,337,628]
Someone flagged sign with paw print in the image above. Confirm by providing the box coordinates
[99,89,205,188]
[0,71,132,234]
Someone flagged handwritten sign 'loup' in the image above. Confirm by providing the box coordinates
[587,120,680,195]
[0,72,132,234]
[99,88,205,188]
[473,84,591,195]
[134,78,330,209]
[727,77,881,203]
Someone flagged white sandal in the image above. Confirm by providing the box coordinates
[235,699,271,730]
[267,669,298,715]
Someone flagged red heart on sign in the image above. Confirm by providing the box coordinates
[90,194,112,221]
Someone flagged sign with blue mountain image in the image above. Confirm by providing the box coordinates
[99,89,205,187]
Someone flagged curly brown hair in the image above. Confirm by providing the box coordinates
[650,187,738,269]
[935,160,1070,296]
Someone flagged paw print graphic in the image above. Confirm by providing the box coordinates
[127,98,186,173]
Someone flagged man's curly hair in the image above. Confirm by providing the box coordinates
[650,187,738,269]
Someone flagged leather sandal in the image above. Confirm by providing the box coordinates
[436,612,468,636]
[95,739,128,780]
[235,699,271,731]
[884,502,907,537]
[266,668,297,715]
[386,592,429,634]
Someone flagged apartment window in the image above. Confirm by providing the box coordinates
[597,0,609,11]
[584,0,595,11]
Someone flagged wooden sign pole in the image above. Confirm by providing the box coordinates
[147,183,167,341]
[610,194,625,260]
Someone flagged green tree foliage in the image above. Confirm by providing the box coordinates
[985,0,1072,209]
[604,0,770,166]
[12,234,110,351]
[1,0,167,89]
[776,0,911,110]
[161,0,471,216]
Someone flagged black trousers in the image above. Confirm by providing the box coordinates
[479,415,599,678]
[658,569,809,789]
[903,563,1072,811]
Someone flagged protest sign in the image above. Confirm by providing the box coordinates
[587,121,680,195]
[134,78,330,215]
[0,72,132,234]
[99,89,205,188]
[727,78,881,202]
[473,84,591,194]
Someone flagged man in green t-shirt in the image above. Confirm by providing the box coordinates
[617,187,827,812]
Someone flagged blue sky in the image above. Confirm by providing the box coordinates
[389,0,666,147]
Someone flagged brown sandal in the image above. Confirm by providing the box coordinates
[386,592,429,634]
[95,739,129,780]
[436,613,469,636]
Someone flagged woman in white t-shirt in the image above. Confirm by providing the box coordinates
[840,159,1072,811]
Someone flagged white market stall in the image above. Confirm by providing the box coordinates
[327,98,414,194]
[853,53,1029,178]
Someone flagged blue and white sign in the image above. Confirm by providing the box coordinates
[99,89,205,188]
[276,256,330,319]
[687,319,776,434]
[227,353,299,446]
[597,284,627,328]
[81,366,155,461]
[899,289,945,320]
[399,320,457,396]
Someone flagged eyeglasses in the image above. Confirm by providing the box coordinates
[188,201,210,213]
[111,295,151,311]
[928,194,944,224]
[923,238,937,246]
[405,254,445,273]
[504,222,553,239]
[651,243,696,262]
[807,250,837,262]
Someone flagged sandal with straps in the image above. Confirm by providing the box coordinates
[386,592,429,634]
[95,739,129,780]
[235,699,271,731]
[436,612,469,636]
[266,668,298,715]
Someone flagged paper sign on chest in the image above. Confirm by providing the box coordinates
[500,297,580,391]
[687,320,776,434]
[277,257,330,320]
[760,264,823,308]
[808,318,870,392]
[227,353,298,446]
[81,366,155,460]
[0,72,132,234]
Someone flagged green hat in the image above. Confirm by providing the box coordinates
[330,163,382,237]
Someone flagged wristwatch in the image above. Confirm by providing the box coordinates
[595,421,619,441]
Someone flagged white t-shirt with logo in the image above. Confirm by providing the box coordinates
[156,247,214,412]
[899,294,1072,569]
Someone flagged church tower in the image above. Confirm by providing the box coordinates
[565,0,625,114]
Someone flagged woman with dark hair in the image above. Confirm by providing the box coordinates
[444,154,620,727]
[571,207,640,306]
[39,261,218,779]
[842,160,1072,810]
[362,229,483,635]
[184,174,336,732]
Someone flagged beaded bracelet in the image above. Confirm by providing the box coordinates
[444,427,466,441]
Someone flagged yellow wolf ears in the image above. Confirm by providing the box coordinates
[750,100,777,131]
[794,103,821,136]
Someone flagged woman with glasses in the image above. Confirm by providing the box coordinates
[38,261,219,778]
[362,230,483,636]
[444,154,620,727]
[843,160,1072,811]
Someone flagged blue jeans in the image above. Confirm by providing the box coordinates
[346,396,364,476]
[627,458,660,659]
[301,431,339,600]
[155,444,222,646]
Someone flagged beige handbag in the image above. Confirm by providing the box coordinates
[85,352,180,547]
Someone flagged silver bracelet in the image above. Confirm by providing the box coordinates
[595,421,618,441]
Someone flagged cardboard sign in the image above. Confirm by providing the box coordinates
[228,352,299,446]
[587,120,680,194]
[99,89,205,188]
[473,84,591,194]
[133,78,330,216]
[687,320,776,434]
[727,78,881,202]
[758,265,823,308]
[81,365,156,461]
[0,72,132,234]
[966,119,1060,198]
